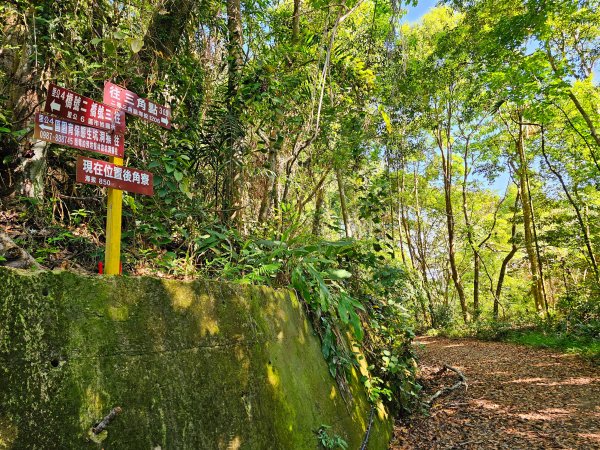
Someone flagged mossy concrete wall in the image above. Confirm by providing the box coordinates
[0,267,392,449]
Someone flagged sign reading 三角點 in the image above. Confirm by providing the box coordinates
[34,113,124,158]
[76,156,153,196]
[45,83,126,134]
[103,82,171,129]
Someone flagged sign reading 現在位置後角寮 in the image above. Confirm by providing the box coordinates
[76,156,153,196]
[103,81,171,129]
[34,113,124,158]
[45,83,126,134]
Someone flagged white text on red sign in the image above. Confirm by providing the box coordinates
[76,156,153,196]
[103,82,171,129]
[45,83,126,134]
[34,113,124,158]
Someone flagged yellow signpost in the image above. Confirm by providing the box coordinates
[38,81,171,276]
[104,156,124,275]
[100,82,171,275]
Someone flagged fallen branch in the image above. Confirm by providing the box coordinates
[425,364,467,405]
[0,232,41,270]
[359,404,375,450]
[92,406,122,435]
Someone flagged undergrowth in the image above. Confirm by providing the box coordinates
[504,330,600,363]
[427,318,600,364]
[2,200,424,416]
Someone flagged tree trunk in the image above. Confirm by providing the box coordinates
[515,117,545,312]
[258,141,278,224]
[473,255,480,319]
[312,187,325,236]
[461,136,480,319]
[399,166,416,269]
[396,169,407,266]
[437,128,469,323]
[567,91,600,152]
[292,0,301,44]
[139,0,196,64]
[412,165,434,325]
[0,7,49,199]
[494,190,520,320]
[336,168,351,238]
[223,0,245,228]
[545,47,600,164]
[385,152,396,258]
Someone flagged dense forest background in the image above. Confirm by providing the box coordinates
[1,0,599,413]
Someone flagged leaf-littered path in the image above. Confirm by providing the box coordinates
[391,336,600,450]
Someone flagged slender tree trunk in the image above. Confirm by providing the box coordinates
[461,136,481,319]
[567,93,600,149]
[413,166,427,276]
[412,165,434,325]
[553,102,600,174]
[258,141,278,224]
[298,168,330,214]
[473,255,480,318]
[515,117,544,312]
[292,0,301,44]
[396,169,407,266]
[525,140,549,316]
[336,168,351,238]
[494,190,520,320]
[258,131,282,225]
[312,187,324,236]
[437,128,469,323]
[223,0,245,228]
[399,166,416,269]
[385,151,396,258]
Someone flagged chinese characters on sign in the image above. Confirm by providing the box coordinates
[76,156,153,196]
[38,81,169,275]
[45,83,126,134]
[34,113,124,158]
[103,82,171,129]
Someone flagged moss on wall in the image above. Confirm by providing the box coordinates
[0,267,392,449]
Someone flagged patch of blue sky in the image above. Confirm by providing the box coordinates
[400,0,440,24]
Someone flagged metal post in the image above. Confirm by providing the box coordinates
[104,156,123,275]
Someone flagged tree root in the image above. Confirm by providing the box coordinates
[425,364,468,406]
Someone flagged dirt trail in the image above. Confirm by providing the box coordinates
[391,336,600,450]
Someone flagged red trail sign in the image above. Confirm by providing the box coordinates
[45,83,126,134]
[34,113,124,158]
[76,156,153,196]
[103,82,171,129]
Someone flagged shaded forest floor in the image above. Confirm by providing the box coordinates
[391,336,600,450]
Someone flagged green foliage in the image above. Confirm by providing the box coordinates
[6,0,600,423]
[430,304,454,329]
[170,226,421,412]
[429,312,600,364]
[316,425,348,450]
[505,330,600,363]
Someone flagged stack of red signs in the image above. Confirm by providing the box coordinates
[35,82,171,196]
